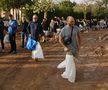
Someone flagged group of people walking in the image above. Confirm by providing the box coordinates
[0,14,67,53]
[0,14,44,58]
[0,14,81,83]
[76,19,108,31]
[0,14,17,53]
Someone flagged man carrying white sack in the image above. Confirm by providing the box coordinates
[57,16,81,83]
[27,15,44,61]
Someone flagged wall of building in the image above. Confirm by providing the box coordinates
[0,9,22,20]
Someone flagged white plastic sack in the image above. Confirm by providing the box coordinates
[57,56,66,69]
[57,54,78,69]
[32,42,44,59]
[4,33,10,43]
[61,54,76,83]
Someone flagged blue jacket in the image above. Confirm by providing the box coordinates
[8,20,18,34]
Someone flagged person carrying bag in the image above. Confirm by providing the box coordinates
[26,37,37,51]
[4,33,10,44]
[27,15,44,61]
[57,16,81,83]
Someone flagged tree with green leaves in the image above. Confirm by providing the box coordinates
[102,0,108,8]
[0,0,31,11]
[0,0,32,20]
[57,0,76,17]
[32,0,55,18]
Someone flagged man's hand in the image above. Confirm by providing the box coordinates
[64,47,70,52]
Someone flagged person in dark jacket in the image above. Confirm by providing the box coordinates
[20,16,28,48]
[0,17,4,52]
[41,18,49,42]
[27,15,43,41]
[8,14,18,54]
[27,15,44,61]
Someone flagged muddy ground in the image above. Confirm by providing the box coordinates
[0,30,108,90]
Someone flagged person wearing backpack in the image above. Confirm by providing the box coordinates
[8,14,18,54]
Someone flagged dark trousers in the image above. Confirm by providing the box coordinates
[21,32,28,48]
[0,33,4,49]
[9,33,17,52]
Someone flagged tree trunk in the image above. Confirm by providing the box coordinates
[44,11,47,19]
[84,6,87,20]
[18,9,20,20]
[21,7,22,18]
[12,8,14,16]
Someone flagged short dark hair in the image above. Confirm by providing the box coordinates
[9,14,13,17]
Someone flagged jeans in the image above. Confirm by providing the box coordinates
[0,33,4,50]
[21,32,28,48]
[9,33,17,52]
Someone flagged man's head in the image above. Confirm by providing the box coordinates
[21,16,26,22]
[9,14,13,20]
[33,15,38,22]
[66,16,75,26]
